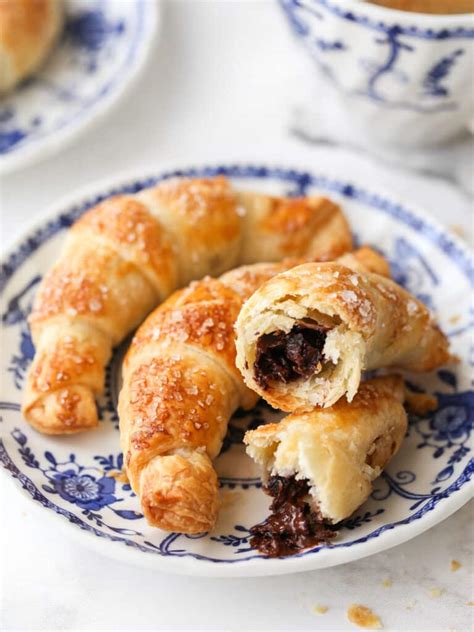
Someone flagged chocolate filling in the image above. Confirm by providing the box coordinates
[254,322,328,389]
[250,475,336,557]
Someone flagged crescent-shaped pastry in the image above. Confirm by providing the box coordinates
[22,176,352,434]
[235,260,450,412]
[244,375,408,556]
[118,248,385,534]
[0,0,63,93]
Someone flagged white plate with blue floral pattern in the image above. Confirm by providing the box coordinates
[1,163,472,577]
[0,0,158,174]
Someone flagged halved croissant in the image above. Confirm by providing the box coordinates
[23,176,352,434]
[244,375,408,556]
[118,248,388,533]
[235,260,450,412]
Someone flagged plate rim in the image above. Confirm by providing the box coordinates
[2,467,472,577]
[0,0,160,175]
[1,161,473,577]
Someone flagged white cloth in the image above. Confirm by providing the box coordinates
[291,104,474,196]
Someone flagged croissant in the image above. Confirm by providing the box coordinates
[118,248,388,534]
[0,0,63,93]
[244,375,408,557]
[235,260,450,412]
[23,176,352,434]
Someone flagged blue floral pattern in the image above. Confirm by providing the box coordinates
[0,0,155,170]
[49,468,116,511]
[388,237,438,309]
[1,276,40,388]
[10,427,143,534]
[0,164,472,567]
[280,0,474,113]
[423,49,465,98]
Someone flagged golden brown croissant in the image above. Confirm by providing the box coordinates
[118,248,387,534]
[0,0,63,93]
[244,375,408,556]
[23,176,352,434]
[235,260,450,412]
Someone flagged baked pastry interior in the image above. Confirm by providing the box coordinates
[245,376,407,556]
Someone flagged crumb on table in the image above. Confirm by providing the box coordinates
[449,314,461,325]
[450,560,462,572]
[382,578,392,588]
[467,601,474,606]
[429,588,444,598]
[449,225,465,238]
[347,604,383,629]
[313,605,328,615]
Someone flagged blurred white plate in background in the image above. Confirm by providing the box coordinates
[0,0,158,174]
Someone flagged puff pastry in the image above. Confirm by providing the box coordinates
[0,0,63,93]
[23,176,352,434]
[118,248,378,534]
[235,260,450,412]
[244,375,407,556]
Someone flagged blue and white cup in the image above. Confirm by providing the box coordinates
[280,0,474,147]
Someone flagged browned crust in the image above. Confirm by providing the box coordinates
[0,0,62,91]
[259,196,353,258]
[73,196,178,297]
[126,355,235,455]
[27,337,103,395]
[22,176,354,437]
[144,176,241,253]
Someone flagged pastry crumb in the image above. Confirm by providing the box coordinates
[405,600,416,611]
[449,224,465,238]
[450,560,462,572]
[429,588,444,598]
[404,390,438,416]
[467,601,474,606]
[313,605,328,615]
[347,604,382,629]
[106,469,129,484]
[449,314,461,325]
[219,489,244,509]
[382,578,392,588]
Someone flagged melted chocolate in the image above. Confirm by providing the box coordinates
[250,476,336,557]
[254,322,328,389]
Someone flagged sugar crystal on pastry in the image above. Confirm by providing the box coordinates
[235,253,450,412]
[119,249,380,533]
[23,177,353,435]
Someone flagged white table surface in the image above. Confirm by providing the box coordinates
[1,2,473,631]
